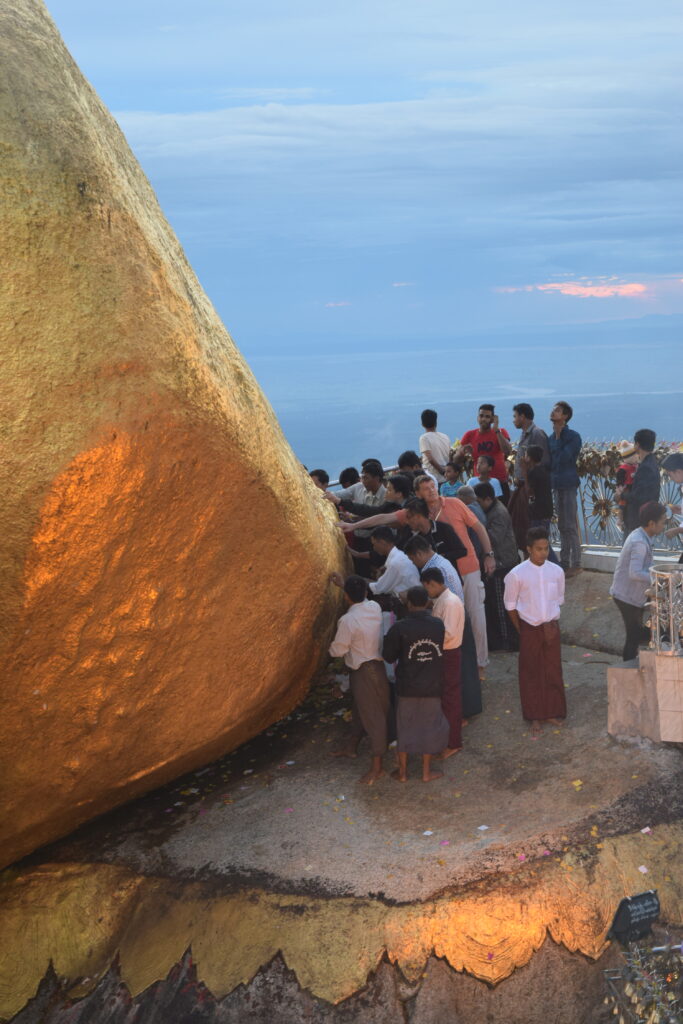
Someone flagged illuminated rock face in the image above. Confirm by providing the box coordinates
[0,0,345,869]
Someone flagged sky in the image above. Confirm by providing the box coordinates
[45,0,683,360]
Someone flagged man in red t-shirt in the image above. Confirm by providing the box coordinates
[458,404,511,490]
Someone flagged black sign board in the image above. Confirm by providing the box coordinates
[609,890,660,945]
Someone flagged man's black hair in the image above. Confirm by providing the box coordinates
[421,409,438,429]
[526,526,549,545]
[474,482,496,501]
[387,474,412,498]
[526,445,544,464]
[479,403,495,413]
[421,567,445,585]
[361,460,384,480]
[634,429,656,453]
[513,402,534,420]
[397,450,422,469]
[663,453,683,472]
[639,501,666,527]
[403,496,430,517]
[406,585,430,608]
[339,466,360,488]
[371,526,395,545]
[310,469,329,485]
[404,534,432,556]
[477,454,494,468]
[343,575,367,603]
[555,401,573,421]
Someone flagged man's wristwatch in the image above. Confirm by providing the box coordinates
[485,551,494,558]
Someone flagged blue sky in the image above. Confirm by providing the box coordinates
[47,0,683,354]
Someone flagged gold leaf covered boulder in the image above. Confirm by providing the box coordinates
[0,0,345,870]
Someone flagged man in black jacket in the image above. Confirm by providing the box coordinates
[624,429,661,535]
[382,586,448,783]
[398,497,468,568]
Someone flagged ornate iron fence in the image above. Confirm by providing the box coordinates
[575,442,683,554]
[327,440,683,555]
[648,565,683,656]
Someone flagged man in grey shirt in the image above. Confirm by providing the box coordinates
[511,403,550,485]
[609,500,667,662]
[509,403,550,551]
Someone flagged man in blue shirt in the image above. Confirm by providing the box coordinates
[548,401,582,576]
[609,501,667,663]
[403,534,464,601]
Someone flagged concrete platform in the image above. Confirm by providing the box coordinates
[2,572,683,1023]
[27,644,677,903]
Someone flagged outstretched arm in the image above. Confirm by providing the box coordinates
[338,511,400,534]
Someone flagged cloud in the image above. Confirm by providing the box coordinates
[538,282,648,298]
[391,282,414,288]
[217,87,317,102]
[324,300,351,307]
[496,279,650,298]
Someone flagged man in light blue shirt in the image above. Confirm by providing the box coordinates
[403,534,464,602]
[609,500,667,662]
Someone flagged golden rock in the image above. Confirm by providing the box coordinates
[0,0,346,869]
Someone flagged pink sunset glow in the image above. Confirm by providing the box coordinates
[537,281,648,298]
[496,280,649,298]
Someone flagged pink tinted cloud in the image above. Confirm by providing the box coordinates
[496,280,649,298]
[537,282,648,298]
[324,300,351,307]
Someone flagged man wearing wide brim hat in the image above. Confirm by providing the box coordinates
[615,440,638,534]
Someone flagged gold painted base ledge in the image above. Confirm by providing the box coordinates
[2,824,682,1020]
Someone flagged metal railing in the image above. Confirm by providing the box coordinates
[327,441,683,556]
[648,566,683,656]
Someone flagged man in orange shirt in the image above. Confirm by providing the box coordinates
[339,475,495,677]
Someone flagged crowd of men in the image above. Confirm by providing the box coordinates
[312,403,682,785]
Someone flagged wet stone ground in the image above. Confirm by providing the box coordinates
[31,645,682,903]
[8,572,683,1023]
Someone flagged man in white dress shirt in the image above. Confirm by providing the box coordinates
[368,527,420,603]
[328,574,391,784]
[504,526,566,734]
[422,567,465,758]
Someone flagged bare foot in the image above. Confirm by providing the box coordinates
[359,769,385,785]
[436,747,462,760]
[331,748,357,759]
[547,718,564,727]
[530,720,542,735]
[478,668,486,682]
[422,770,444,782]
[391,769,408,782]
